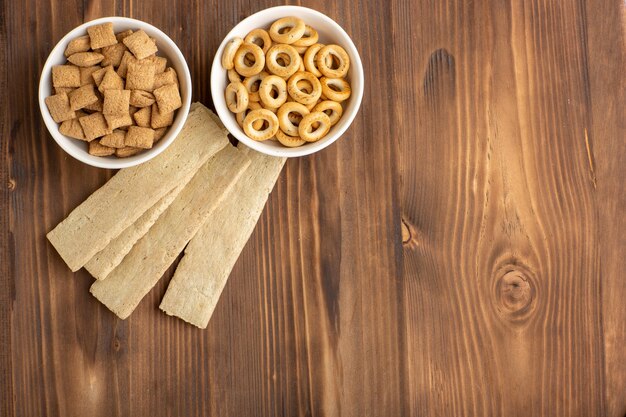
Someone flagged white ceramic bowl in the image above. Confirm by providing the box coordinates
[38,17,192,169]
[211,6,364,157]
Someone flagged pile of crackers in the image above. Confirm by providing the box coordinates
[44,23,183,158]
[47,104,286,328]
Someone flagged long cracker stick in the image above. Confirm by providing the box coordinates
[159,146,286,328]
[47,103,228,271]
[84,183,185,280]
[90,145,251,319]
[207,109,229,136]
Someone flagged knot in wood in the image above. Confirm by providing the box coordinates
[401,218,411,244]
[400,217,421,247]
[498,271,532,312]
[493,264,537,326]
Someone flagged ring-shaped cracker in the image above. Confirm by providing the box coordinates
[277,101,309,137]
[228,68,243,83]
[296,79,313,93]
[293,25,319,47]
[303,43,325,77]
[260,99,278,113]
[244,55,255,66]
[320,77,351,102]
[288,112,303,125]
[269,16,306,44]
[259,75,288,109]
[313,100,343,125]
[288,71,322,105]
[285,98,305,123]
[221,37,244,70]
[291,95,318,111]
[243,109,279,141]
[266,44,301,78]
[294,45,309,55]
[276,128,306,148]
[242,71,268,102]
[316,44,350,78]
[236,101,263,129]
[234,42,265,77]
[244,28,272,54]
[225,82,249,113]
[298,111,331,142]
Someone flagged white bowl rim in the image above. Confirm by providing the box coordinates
[38,16,192,169]
[210,5,364,158]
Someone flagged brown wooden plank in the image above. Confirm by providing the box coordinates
[6,1,119,416]
[0,0,13,415]
[584,1,626,415]
[393,0,624,415]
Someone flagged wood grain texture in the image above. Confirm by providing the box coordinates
[1,0,624,416]
[393,0,625,416]
[585,1,626,415]
[0,0,13,415]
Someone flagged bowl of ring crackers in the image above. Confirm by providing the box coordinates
[38,17,191,169]
[211,6,364,157]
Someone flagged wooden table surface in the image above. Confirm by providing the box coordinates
[1,0,624,416]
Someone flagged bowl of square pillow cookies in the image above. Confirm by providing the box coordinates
[38,17,192,169]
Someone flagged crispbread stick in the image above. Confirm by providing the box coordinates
[47,103,227,271]
[84,183,185,280]
[90,145,251,319]
[159,145,285,328]
[207,109,229,136]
